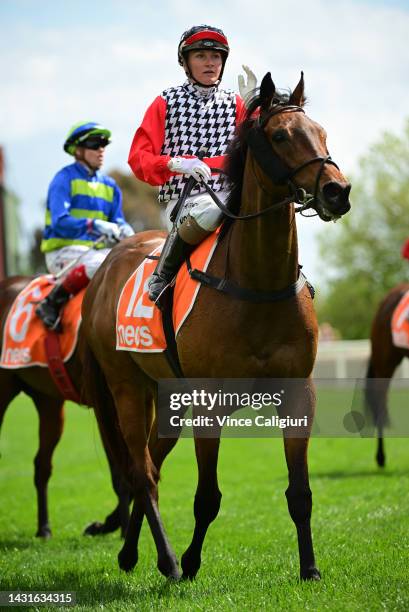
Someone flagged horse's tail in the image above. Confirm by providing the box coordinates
[81,339,132,478]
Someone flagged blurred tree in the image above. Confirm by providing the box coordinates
[108,169,165,231]
[28,227,46,274]
[317,118,409,339]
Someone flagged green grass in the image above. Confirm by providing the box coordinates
[1,394,409,611]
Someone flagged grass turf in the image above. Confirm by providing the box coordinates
[0,393,409,611]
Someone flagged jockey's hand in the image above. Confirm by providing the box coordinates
[168,157,211,183]
[118,222,135,239]
[93,219,121,245]
[238,65,257,103]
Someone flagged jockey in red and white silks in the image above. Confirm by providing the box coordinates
[128,25,255,304]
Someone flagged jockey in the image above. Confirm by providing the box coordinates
[36,121,134,329]
[128,25,256,304]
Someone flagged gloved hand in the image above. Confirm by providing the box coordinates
[118,222,135,239]
[238,65,258,103]
[168,157,211,183]
[93,219,121,245]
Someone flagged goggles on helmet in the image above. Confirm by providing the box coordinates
[178,25,229,67]
[80,136,110,150]
[64,121,111,155]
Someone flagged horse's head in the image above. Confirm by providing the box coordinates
[247,72,351,221]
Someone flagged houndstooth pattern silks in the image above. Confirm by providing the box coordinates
[159,82,236,203]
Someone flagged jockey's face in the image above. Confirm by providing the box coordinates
[187,50,223,85]
[76,145,105,171]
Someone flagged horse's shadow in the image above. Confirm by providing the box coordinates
[310,467,409,479]
[1,568,191,606]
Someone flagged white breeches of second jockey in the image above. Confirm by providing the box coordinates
[163,190,228,233]
[45,246,111,278]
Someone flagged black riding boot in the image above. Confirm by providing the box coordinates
[35,284,71,330]
[148,228,188,303]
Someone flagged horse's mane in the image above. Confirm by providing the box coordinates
[223,87,305,224]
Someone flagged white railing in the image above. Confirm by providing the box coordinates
[313,339,409,379]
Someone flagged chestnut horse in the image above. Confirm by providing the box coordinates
[0,276,130,538]
[82,73,351,581]
[365,283,409,467]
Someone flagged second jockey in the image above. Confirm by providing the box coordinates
[128,25,251,304]
[36,121,134,329]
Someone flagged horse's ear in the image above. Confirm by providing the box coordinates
[289,71,305,106]
[259,72,276,111]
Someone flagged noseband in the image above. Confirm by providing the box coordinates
[202,105,340,222]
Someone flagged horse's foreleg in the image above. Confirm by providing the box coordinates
[283,436,320,581]
[181,436,222,580]
[32,395,65,538]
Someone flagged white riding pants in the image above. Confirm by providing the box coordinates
[163,190,228,232]
[45,246,111,278]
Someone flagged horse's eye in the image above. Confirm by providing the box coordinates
[272,131,287,143]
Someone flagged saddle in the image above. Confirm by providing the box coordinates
[0,276,84,401]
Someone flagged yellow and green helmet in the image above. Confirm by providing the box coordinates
[63,121,111,155]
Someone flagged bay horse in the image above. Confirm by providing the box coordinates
[82,73,351,581]
[365,283,409,467]
[0,275,130,538]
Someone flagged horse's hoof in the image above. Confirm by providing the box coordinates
[118,547,138,572]
[157,555,180,580]
[376,453,386,468]
[181,550,201,580]
[301,567,321,581]
[36,526,52,539]
[83,521,104,536]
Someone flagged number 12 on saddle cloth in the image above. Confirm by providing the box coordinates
[116,231,219,353]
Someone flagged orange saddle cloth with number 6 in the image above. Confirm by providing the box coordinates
[116,230,220,353]
[0,276,83,368]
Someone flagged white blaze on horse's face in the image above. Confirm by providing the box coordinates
[264,110,351,222]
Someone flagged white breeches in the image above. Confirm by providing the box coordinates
[163,190,228,232]
[45,246,111,278]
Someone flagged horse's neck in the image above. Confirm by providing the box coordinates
[228,157,299,292]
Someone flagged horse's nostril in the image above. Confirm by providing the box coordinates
[322,181,351,202]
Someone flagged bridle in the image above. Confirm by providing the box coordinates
[201,104,340,222]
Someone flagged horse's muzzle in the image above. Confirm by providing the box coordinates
[320,181,351,219]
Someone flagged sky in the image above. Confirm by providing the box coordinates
[1,0,409,280]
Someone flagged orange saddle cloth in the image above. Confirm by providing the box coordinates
[0,276,83,368]
[391,289,409,349]
[116,230,219,353]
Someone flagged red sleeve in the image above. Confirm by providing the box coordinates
[402,238,409,260]
[128,96,173,186]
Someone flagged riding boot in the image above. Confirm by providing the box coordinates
[35,284,71,331]
[148,215,213,305]
[148,227,189,303]
[35,264,90,331]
